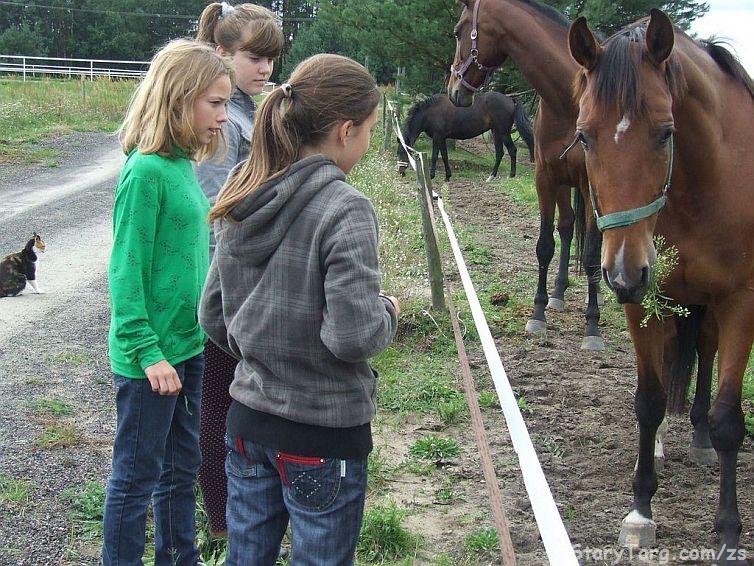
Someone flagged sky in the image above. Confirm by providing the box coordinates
[689,0,754,75]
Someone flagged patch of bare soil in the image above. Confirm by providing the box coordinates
[381,137,754,565]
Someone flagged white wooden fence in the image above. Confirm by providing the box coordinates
[0,54,149,81]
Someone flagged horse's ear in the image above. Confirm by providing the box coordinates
[569,17,602,71]
[645,8,674,66]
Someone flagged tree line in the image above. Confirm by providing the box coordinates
[0,0,708,95]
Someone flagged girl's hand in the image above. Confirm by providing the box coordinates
[144,360,182,395]
[380,293,401,317]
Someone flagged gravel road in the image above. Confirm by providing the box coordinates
[0,132,124,565]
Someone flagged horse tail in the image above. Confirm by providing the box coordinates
[666,305,705,415]
[512,99,535,161]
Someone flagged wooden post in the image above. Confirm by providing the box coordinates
[383,94,393,152]
[415,153,446,311]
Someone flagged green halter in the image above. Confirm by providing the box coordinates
[591,134,674,231]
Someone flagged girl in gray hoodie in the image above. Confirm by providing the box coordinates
[199,54,399,566]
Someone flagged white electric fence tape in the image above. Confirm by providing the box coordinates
[434,193,579,565]
[389,99,578,563]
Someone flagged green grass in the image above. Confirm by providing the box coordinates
[357,501,421,562]
[61,481,106,540]
[0,77,135,163]
[30,397,73,416]
[0,474,33,505]
[35,421,79,449]
[408,436,462,460]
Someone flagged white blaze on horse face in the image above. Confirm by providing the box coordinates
[615,115,631,144]
[611,239,629,288]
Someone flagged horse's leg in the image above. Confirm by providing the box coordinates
[501,133,517,178]
[580,211,604,350]
[547,188,574,311]
[689,309,717,466]
[618,308,666,548]
[430,140,440,179]
[708,302,751,563]
[439,139,451,181]
[525,173,560,335]
[488,133,504,180]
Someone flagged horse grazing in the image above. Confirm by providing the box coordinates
[447,0,605,351]
[396,91,534,182]
[569,9,754,561]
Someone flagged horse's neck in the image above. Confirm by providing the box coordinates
[488,1,578,116]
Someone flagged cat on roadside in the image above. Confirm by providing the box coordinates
[0,232,46,297]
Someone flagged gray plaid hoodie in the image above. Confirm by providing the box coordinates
[199,155,398,428]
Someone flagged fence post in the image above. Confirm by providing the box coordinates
[382,94,393,153]
[415,153,446,311]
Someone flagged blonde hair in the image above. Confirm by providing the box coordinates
[197,2,284,56]
[117,38,235,161]
[210,54,380,222]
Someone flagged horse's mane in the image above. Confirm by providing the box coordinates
[573,21,686,118]
[574,18,754,116]
[702,39,754,102]
[403,94,445,138]
[516,0,570,28]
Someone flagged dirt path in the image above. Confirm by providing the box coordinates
[0,132,122,565]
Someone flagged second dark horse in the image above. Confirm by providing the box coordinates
[397,91,534,182]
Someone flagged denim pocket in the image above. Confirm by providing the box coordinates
[225,436,259,479]
[275,452,341,511]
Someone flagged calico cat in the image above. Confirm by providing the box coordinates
[0,232,46,297]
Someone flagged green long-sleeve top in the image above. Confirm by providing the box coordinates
[108,148,210,378]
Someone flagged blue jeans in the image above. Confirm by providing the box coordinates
[103,354,204,566]
[225,437,368,566]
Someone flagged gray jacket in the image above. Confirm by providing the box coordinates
[199,155,398,428]
[194,89,256,254]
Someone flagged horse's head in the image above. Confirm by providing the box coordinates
[569,9,677,304]
[448,0,505,107]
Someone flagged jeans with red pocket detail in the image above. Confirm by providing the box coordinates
[224,436,368,566]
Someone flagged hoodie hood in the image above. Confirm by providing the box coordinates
[214,155,345,265]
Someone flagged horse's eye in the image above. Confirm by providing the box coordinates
[659,128,674,145]
[576,131,590,150]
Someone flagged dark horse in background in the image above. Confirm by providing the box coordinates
[396,91,534,182]
[570,9,754,562]
[447,0,605,350]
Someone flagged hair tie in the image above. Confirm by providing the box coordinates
[280,83,293,99]
[220,2,234,18]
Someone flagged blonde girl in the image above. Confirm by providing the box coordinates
[104,38,234,566]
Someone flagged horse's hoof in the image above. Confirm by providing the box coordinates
[689,446,717,466]
[618,510,656,547]
[581,336,605,351]
[547,297,565,311]
[486,175,495,182]
[525,318,547,335]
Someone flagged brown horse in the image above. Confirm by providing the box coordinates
[447,0,604,351]
[569,9,754,562]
